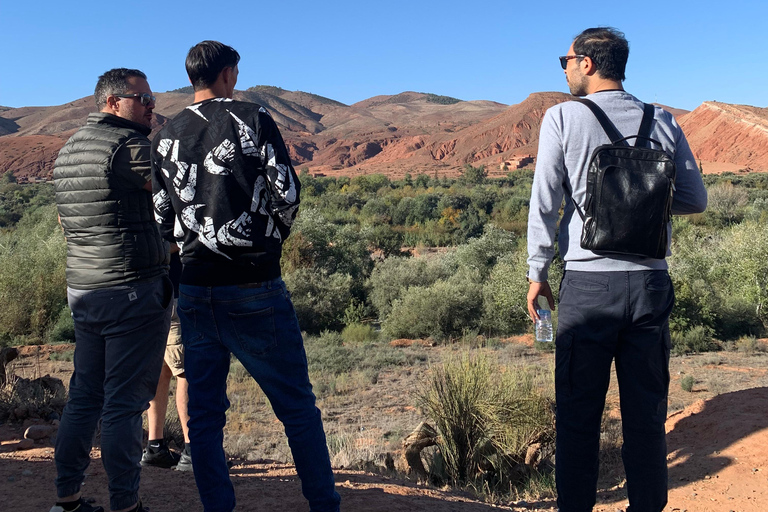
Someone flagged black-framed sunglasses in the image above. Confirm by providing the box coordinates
[559,55,586,70]
[114,93,156,106]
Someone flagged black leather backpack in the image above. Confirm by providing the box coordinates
[570,98,676,259]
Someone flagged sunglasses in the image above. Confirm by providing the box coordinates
[114,93,156,106]
[559,55,586,69]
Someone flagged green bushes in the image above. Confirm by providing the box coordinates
[383,270,484,341]
[0,204,67,346]
[671,326,717,355]
[341,323,378,344]
[668,218,768,342]
[283,268,353,334]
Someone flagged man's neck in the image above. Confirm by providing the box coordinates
[587,78,624,95]
[193,89,223,103]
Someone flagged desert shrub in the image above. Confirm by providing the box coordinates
[304,335,424,376]
[680,375,695,392]
[341,323,378,344]
[382,269,483,341]
[362,224,404,258]
[47,305,75,343]
[671,326,717,355]
[49,348,74,362]
[284,268,354,334]
[706,182,749,226]
[0,375,67,423]
[283,210,373,280]
[444,224,517,279]
[0,204,67,345]
[482,244,563,337]
[367,255,452,319]
[735,335,767,354]
[418,353,554,490]
[718,221,768,330]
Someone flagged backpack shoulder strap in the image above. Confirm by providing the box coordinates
[571,97,625,145]
[635,103,655,148]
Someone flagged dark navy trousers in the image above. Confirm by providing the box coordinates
[554,270,674,512]
[56,275,172,511]
[178,278,340,512]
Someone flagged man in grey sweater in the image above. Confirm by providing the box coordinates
[526,28,707,512]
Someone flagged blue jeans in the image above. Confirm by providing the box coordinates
[178,278,340,512]
[55,276,172,511]
[554,270,674,512]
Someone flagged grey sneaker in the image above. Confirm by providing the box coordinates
[174,449,193,472]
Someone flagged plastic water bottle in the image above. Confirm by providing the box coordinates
[535,297,553,343]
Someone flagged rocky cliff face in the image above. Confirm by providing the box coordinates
[678,102,768,171]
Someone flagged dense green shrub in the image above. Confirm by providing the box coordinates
[283,268,353,334]
[382,269,483,341]
[367,255,452,319]
[48,305,75,343]
[341,323,378,344]
[283,210,373,280]
[459,165,487,186]
[671,326,717,355]
[482,244,563,337]
[443,224,517,279]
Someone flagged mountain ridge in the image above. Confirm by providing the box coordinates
[1,87,765,179]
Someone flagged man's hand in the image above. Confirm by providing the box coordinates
[527,280,555,322]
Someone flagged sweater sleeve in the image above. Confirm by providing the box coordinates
[527,108,566,282]
[151,138,176,244]
[670,117,708,215]
[256,109,301,240]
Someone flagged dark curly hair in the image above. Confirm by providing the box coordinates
[573,27,629,82]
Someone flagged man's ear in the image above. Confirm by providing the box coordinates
[222,66,234,85]
[105,95,119,112]
[581,56,597,76]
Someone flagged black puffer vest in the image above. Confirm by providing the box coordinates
[54,113,167,289]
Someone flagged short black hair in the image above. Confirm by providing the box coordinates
[573,27,629,82]
[186,40,241,91]
[94,68,147,110]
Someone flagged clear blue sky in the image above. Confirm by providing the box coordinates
[2,0,766,111]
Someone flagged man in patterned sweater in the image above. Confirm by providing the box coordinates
[151,41,340,512]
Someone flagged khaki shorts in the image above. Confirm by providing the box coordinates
[164,299,185,376]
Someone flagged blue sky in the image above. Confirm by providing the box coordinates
[2,0,766,111]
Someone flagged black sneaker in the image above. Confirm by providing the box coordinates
[49,498,104,512]
[174,448,193,472]
[140,445,180,469]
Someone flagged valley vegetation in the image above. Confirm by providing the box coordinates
[1,167,768,502]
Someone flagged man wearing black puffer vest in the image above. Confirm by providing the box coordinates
[52,68,172,512]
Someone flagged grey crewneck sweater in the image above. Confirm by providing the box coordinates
[527,90,708,282]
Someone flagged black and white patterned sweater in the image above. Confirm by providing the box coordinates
[151,98,300,286]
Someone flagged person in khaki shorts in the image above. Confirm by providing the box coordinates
[142,253,193,471]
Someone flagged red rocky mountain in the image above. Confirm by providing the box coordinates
[1,88,765,181]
